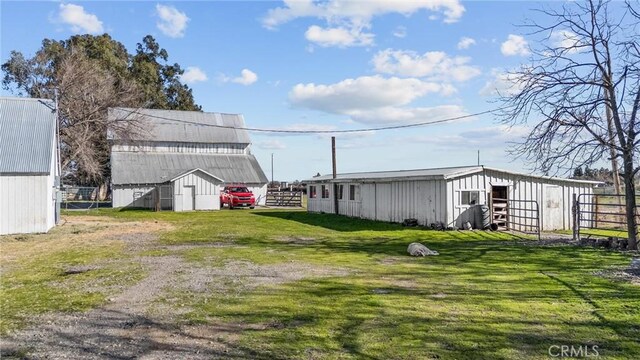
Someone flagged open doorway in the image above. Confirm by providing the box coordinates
[491,186,509,230]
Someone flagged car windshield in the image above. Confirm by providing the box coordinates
[229,187,249,193]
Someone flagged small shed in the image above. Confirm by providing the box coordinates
[0,97,60,235]
[305,166,598,231]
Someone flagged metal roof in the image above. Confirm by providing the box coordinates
[111,152,268,185]
[306,165,601,185]
[0,97,56,174]
[306,166,483,182]
[108,108,251,144]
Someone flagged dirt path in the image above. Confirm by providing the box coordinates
[1,216,346,359]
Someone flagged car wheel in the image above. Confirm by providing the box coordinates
[249,206,255,209]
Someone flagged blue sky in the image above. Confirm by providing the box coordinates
[1,1,570,181]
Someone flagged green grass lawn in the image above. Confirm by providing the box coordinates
[3,208,639,359]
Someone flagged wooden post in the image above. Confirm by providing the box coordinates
[332,136,339,215]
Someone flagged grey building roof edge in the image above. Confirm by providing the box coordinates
[0,96,56,174]
[107,107,252,144]
[305,165,602,185]
[110,152,268,185]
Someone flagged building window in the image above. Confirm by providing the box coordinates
[461,191,479,205]
[309,186,317,198]
[338,185,344,200]
[349,185,359,201]
[321,185,330,198]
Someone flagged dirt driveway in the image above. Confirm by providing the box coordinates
[0,215,344,359]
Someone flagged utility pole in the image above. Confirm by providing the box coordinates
[477,150,480,166]
[332,137,339,215]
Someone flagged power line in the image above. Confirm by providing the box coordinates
[117,107,499,134]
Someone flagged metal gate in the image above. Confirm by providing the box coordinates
[504,199,541,240]
[574,193,640,240]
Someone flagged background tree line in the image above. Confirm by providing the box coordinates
[2,34,201,188]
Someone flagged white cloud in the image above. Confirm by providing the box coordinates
[220,69,258,86]
[501,34,529,56]
[348,105,468,125]
[257,140,286,150]
[372,49,481,82]
[290,75,448,114]
[56,3,104,34]
[289,75,463,124]
[263,0,465,47]
[393,26,407,38]
[457,36,476,49]
[551,30,582,53]
[155,4,189,38]
[180,67,207,84]
[420,125,530,148]
[479,70,526,96]
[305,25,374,47]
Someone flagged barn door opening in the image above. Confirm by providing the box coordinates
[491,186,509,230]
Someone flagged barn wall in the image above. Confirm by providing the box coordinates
[308,179,447,225]
[247,184,268,206]
[447,169,595,231]
[0,175,52,234]
[173,172,221,211]
[112,186,157,209]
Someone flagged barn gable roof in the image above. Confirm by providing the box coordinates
[108,107,251,144]
[0,97,56,174]
[111,152,268,185]
[306,165,601,185]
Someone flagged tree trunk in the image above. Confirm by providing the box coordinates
[622,151,638,250]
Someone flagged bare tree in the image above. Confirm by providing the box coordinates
[498,0,639,249]
[56,51,148,187]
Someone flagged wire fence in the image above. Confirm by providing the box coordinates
[60,186,111,210]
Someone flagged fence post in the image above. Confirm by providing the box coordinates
[571,193,580,241]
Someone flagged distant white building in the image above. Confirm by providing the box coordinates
[0,97,60,235]
[305,166,598,231]
[109,108,268,211]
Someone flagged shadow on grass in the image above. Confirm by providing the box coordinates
[254,211,409,232]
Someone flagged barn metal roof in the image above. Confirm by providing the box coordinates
[0,97,56,174]
[111,152,268,185]
[306,165,600,185]
[108,108,251,144]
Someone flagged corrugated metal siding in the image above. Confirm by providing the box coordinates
[447,169,596,231]
[0,97,56,174]
[108,108,251,144]
[173,171,221,211]
[111,152,268,185]
[0,175,53,234]
[112,186,157,209]
[309,180,447,226]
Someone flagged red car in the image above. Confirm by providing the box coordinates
[220,186,256,209]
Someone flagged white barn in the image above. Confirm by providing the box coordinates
[0,97,60,235]
[305,166,598,231]
[109,108,268,211]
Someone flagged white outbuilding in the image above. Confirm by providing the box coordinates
[109,108,268,211]
[0,97,60,235]
[305,166,598,231]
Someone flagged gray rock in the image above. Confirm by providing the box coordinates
[631,258,640,269]
[407,242,439,256]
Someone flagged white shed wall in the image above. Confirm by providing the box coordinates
[173,172,221,211]
[308,180,447,225]
[0,174,54,234]
[447,169,594,231]
[247,184,268,206]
